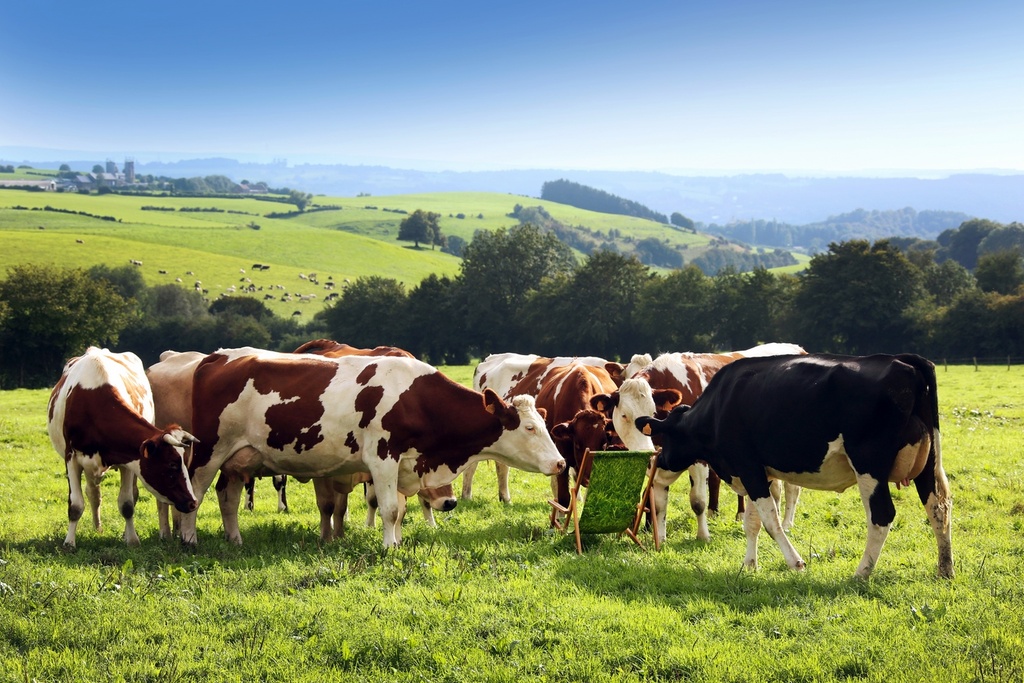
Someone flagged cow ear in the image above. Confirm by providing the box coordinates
[482,388,505,415]
[551,422,572,441]
[604,362,625,385]
[653,389,683,411]
[590,393,618,415]
[140,438,157,459]
[635,416,660,436]
[536,407,547,420]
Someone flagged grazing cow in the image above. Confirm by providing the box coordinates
[47,347,198,547]
[147,350,287,539]
[183,347,564,547]
[464,353,614,502]
[291,339,456,540]
[596,343,805,543]
[531,363,620,515]
[636,353,953,579]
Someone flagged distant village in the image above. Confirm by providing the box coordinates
[0,158,267,194]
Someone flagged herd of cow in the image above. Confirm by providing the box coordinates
[46,339,953,579]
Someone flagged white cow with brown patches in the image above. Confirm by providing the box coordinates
[183,347,565,547]
[47,347,198,547]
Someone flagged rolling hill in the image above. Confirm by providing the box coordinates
[0,186,806,318]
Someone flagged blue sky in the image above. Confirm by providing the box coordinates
[2,1,1022,174]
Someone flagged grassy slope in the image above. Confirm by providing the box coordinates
[0,365,1022,681]
[0,188,735,317]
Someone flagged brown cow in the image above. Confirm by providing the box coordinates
[465,353,615,502]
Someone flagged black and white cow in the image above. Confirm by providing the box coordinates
[637,353,953,579]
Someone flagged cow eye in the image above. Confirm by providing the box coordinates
[526,424,536,432]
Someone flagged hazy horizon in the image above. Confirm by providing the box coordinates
[3,1,1023,176]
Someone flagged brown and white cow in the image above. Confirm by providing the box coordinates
[594,343,806,543]
[464,353,615,502]
[47,347,198,547]
[293,339,458,539]
[183,347,564,547]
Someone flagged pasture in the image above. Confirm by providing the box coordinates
[0,364,1022,681]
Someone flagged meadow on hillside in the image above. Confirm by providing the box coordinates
[0,364,1021,681]
[0,186,787,320]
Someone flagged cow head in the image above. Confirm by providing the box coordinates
[136,426,199,513]
[636,405,700,473]
[551,409,612,471]
[483,390,565,477]
[591,379,683,452]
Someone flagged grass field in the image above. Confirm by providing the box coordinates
[0,364,1022,681]
[0,187,737,319]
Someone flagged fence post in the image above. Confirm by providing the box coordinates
[974,357,979,371]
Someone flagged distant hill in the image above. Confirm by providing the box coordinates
[4,151,1022,225]
[703,207,974,253]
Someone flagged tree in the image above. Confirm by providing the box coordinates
[554,251,651,359]
[635,265,715,352]
[59,164,71,172]
[92,164,104,174]
[712,267,794,350]
[937,218,999,270]
[0,265,135,387]
[794,240,924,354]
[974,250,1024,295]
[458,223,576,353]
[288,189,313,212]
[89,264,147,302]
[398,209,443,249]
[670,212,695,230]
[315,276,408,348]
[403,274,465,363]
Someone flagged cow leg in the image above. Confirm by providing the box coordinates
[687,462,711,542]
[312,478,338,541]
[735,495,745,523]
[781,483,802,532]
[63,458,87,548]
[244,479,255,511]
[706,467,721,515]
[83,461,104,533]
[748,479,805,571]
[366,461,403,547]
[854,473,896,579]
[495,462,511,503]
[274,475,288,512]
[157,501,172,540]
[650,467,682,545]
[117,468,140,546]
[460,461,479,500]
[215,473,246,545]
[179,464,219,546]
[419,493,437,527]
[914,432,954,579]
[364,482,378,527]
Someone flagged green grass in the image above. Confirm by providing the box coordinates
[0,187,732,320]
[1,365,1022,681]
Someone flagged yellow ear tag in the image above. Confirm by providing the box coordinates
[484,403,496,415]
[642,424,652,436]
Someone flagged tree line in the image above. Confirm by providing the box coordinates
[541,179,669,224]
[1,222,1022,388]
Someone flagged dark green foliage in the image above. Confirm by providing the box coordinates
[670,212,695,230]
[541,179,669,224]
[314,276,408,349]
[975,250,1024,295]
[0,265,135,387]
[794,240,923,354]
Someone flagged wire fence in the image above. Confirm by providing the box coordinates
[936,356,1024,369]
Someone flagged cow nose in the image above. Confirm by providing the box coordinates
[176,499,199,513]
[554,459,567,474]
[442,499,458,512]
